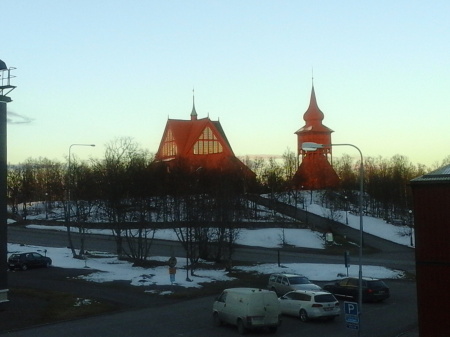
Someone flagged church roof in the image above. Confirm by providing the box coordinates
[159,117,233,157]
[154,96,254,174]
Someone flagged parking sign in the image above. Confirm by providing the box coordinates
[344,302,359,328]
[344,302,359,315]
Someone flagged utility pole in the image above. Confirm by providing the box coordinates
[0,60,16,304]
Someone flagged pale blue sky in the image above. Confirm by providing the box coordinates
[3,1,450,167]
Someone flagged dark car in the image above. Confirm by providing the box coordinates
[8,252,52,271]
[323,277,390,302]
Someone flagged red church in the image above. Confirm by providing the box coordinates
[155,98,255,180]
[292,85,340,190]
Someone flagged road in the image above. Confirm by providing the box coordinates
[2,277,417,337]
[8,224,416,274]
[6,225,418,337]
[247,195,417,274]
[8,194,417,277]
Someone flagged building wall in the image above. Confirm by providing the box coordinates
[411,182,450,336]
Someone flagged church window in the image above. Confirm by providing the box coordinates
[193,127,223,154]
[162,130,177,157]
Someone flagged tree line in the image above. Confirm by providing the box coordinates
[7,138,261,272]
[245,149,450,225]
[7,138,449,267]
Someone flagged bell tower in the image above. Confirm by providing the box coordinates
[292,84,340,189]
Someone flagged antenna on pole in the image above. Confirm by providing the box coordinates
[0,60,16,102]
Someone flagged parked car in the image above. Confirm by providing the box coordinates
[8,252,52,271]
[279,290,341,322]
[268,273,321,295]
[212,288,281,334]
[323,277,390,302]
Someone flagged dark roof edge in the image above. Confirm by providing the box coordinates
[410,164,450,184]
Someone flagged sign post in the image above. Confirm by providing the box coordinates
[344,250,350,276]
[344,301,359,331]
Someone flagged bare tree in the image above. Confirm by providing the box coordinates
[282,148,297,181]
[93,137,141,258]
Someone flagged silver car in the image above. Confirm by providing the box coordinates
[268,273,321,295]
[279,290,341,322]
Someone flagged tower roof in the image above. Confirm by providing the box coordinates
[296,85,333,134]
[304,85,324,123]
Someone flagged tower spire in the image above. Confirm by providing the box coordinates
[190,87,197,121]
[303,83,324,123]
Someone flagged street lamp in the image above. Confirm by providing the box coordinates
[302,142,364,335]
[409,210,414,247]
[345,196,349,225]
[67,144,95,257]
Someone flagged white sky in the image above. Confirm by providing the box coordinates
[3,1,450,166]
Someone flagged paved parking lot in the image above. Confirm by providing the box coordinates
[2,266,417,337]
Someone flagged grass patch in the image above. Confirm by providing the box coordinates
[164,267,269,300]
[11,288,118,323]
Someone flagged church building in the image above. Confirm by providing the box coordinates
[155,97,255,180]
[292,85,340,190]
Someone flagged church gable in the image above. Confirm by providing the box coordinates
[154,99,254,180]
[193,126,224,155]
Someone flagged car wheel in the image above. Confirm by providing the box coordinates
[21,264,28,271]
[213,312,222,327]
[268,326,278,333]
[45,261,51,268]
[299,309,309,322]
[237,319,246,335]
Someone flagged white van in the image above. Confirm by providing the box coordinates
[213,288,281,334]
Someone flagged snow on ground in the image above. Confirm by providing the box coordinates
[7,194,412,293]
[7,242,404,292]
[306,203,414,246]
[23,225,327,250]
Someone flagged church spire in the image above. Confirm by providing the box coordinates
[303,84,324,124]
[190,87,198,121]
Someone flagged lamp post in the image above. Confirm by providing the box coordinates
[345,196,349,225]
[0,60,16,304]
[301,186,305,209]
[67,144,95,257]
[409,209,414,247]
[302,142,364,335]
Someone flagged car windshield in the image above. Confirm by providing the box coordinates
[288,276,311,285]
[9,254,20,259]
[314,294,337,303]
